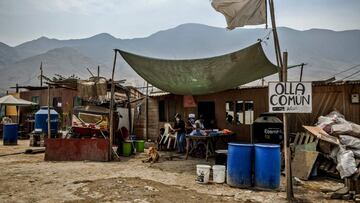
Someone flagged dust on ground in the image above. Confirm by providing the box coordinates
[0,140,348,203]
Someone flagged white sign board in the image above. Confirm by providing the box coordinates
[269,82,312,113]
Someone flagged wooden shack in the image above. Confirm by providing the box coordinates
[133,81,360,142]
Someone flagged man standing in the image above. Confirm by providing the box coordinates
[173,113,186,153]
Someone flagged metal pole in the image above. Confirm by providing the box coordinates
[282,52,294,200]
[269,0,283,80]
[300,63,304,82]
[145,82,149,141]
[109,50,118,160]
[97,65,100,78]
[87,68,95,77]
[47,84,51,139]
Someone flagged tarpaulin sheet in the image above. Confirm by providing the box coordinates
[211,0,266,29]
[119,42,279,95]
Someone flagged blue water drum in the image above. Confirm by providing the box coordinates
[3,123,18,145]
[35,106,58,135]
[227,143,253,188]
[254,144,281,189]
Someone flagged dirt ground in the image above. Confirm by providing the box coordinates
[0,140,349,203]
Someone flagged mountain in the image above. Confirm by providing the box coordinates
[0,23,360,92]
[0,42,20,67]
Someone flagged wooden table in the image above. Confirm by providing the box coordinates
[185,133,234,161]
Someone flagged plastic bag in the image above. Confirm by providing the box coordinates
[333,123,360,137]
[336,146,357,179]
[339,135,360,149]
[332,124,353,135]
[352,149,360,159]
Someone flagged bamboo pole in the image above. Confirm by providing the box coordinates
[47,84,51,139]
[109,50,118,160]
[269,0,283,80]
[282,52,294,201]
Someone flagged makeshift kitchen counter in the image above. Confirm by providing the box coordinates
[185,129,234,161]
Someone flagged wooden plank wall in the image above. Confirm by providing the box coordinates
[288,84,360,133]
[19,88,78,129]
[134,84,360,142]
[133,97,159,141]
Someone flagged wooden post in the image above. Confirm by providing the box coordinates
[47,84,51,139]
[145,82,149,141]
[17,106,20,124]
[109,50,118,159]
[269,0,283,80]
[40,62,43,87]
[282,52,294,200]
[127,92,132,134]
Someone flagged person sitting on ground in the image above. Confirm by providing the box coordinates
[173,113,186,154]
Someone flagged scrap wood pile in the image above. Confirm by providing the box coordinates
[297,111,360,201]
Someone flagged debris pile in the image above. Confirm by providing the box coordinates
[300,111,360,201]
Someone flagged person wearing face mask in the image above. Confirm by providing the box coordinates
[173,113,186,153]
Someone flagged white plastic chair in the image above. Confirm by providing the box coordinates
[162,123,177,150]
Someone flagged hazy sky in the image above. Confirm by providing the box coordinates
[1,0,359,46]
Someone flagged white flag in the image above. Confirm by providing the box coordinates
[211,0,266,30]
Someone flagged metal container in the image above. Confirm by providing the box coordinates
[226,143,253,188]
[254,144,281,189]
[3,123,18,145]
[252,113,283,144]
[35,106,58,135]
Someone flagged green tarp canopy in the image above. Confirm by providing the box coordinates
[118,42,279,95]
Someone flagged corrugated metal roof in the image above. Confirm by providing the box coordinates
[149,91,170,97]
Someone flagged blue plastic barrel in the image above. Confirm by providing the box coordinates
[227,143,253,188]
[3,123,18,145]
[35,106,58,135]
[254,144,281,189]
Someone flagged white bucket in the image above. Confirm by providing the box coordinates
[212,165,226,183]
[196,164,211,184]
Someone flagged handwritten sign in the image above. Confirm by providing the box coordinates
[269,82,312,113]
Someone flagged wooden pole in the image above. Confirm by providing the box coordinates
[145,82,149,141]
[40,62,43,87]
[127,92,132,134]
[282,52,294,201]
[17,107,20,124]
[269,0,283,80]
[109,50,118,160]
[47,84,51,139]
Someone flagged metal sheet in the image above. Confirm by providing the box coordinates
[45,138,110,161]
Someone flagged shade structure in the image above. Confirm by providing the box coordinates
[118,42,279,95]
[0,95,36,106]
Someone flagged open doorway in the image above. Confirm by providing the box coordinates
[198,101,215,129]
